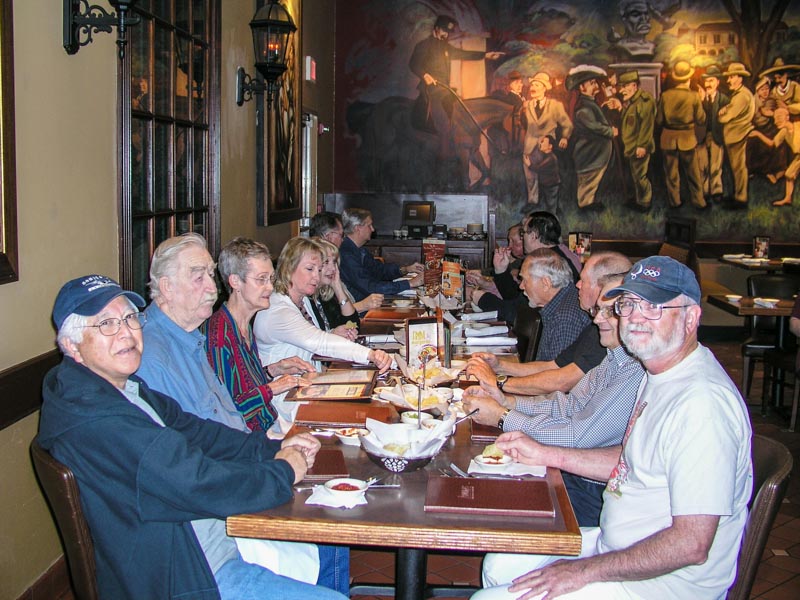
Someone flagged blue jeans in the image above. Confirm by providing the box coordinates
[562,472,605,527]
[215,557,348,600]
[317,544,350,596]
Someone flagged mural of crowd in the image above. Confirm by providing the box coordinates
[334,0,800,241]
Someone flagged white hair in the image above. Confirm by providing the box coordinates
[148,232,208,301]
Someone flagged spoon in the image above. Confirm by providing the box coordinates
[453,408,479,426]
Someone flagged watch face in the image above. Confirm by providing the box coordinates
[496,375,507,388]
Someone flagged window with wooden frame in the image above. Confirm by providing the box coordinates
[123,0,219,297]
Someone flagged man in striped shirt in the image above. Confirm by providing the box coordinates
[463,278,643,525]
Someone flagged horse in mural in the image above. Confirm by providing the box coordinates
[346,95,514,192]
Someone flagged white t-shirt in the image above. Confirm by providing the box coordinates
[600,344,752,599]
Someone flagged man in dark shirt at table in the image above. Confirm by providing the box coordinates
[468,252,632,396]
[338,207,425,301]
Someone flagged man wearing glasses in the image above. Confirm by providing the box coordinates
[474,256,751,600]
[39,275,345,600]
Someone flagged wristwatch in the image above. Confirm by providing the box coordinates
[497,408,511,430]
[340,298,349,306]
[496,374,507,390]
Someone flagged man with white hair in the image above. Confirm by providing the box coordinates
[39,274,346,600]
[472,256,752,600]
[136,233,349,594]
[566,64,617,212]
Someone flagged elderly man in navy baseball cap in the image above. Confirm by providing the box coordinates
[475,255,751,600]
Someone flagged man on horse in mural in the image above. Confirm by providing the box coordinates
[409,14,504,164]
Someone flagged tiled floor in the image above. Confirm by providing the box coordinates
[349,337,800,600]
[54,337,798,600]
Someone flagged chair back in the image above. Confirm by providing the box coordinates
[747,275,800,335]
[513,303,542,363]
[727,435,793,600]
[659,217,701,287]
[31,438,99,600]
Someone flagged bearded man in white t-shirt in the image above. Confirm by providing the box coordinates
[473,256,752,600]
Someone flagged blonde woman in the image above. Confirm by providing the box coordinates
[311,238,360,337]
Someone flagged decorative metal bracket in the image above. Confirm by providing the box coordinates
[236,66,283,108]
[63,0,141,59]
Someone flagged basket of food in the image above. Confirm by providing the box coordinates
[359,417,453,473]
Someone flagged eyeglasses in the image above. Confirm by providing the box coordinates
[244,274,276,286]
[588,305,615,319]
[84,313,146,336]
[326,230,344,239]
[613,298,693,320]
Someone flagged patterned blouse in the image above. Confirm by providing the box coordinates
[205,303,277,432]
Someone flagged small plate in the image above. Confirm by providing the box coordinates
[324,478,368,498]
[334,427,369,446]
[474,454,513,468]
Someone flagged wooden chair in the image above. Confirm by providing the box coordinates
[513,303,542,363]
[727,435,793,600]
[31,438,99,600]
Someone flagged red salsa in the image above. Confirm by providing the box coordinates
[331,482,361,491]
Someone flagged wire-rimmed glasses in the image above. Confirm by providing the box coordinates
[84,313,147,336]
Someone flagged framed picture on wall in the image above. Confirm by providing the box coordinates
[256,0,302,226]
[0,0,18,284]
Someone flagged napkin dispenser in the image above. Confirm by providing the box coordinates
[407,224,432,239]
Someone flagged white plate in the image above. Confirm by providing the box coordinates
[324,478,368,498]
[474,454,513,468]
[334,427,369,446]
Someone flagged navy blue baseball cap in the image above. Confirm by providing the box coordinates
[53,275,146,330]
[606,256,701,305]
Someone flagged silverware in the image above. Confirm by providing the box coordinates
[454,408,479,426]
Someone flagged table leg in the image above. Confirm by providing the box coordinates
[396,547,427,600]
[772,317,788,411]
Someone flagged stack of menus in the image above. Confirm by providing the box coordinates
[284,369,377,402]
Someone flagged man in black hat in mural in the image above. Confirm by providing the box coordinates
[699,65,730,204]
[409,15,504,156]
[565,64,617,212]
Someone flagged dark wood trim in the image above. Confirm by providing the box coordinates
[0,0,19,285]
[0,350,60,430]
[14,555,71,600]
[591,240,800,260]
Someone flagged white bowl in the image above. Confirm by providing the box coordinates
[334,427,369,446]
[393,299,414,308]
[324,478,368,498]
[474,454,513,468]
[401,411,434,425]
[725,294,742,302]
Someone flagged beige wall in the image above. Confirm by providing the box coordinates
[0,1,336,597]
[0,2,119,597]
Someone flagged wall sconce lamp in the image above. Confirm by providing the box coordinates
[236,0,297,108]
[63,0,141,59]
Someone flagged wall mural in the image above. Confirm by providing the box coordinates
[333,0,800,244]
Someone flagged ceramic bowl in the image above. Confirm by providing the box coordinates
[400,411,434,425]
[363,449,436,473]
[333,427,369,446]
[323,478,368,498]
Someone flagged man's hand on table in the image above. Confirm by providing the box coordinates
[268,374,312,396]
[408,272,424,288]
[278,433,320,482]
[465,356,498,381]
[269,356,316,376]
[494,431,553,467]
[400,262,424,275]
[368,349,393,372]
[462,382,512,426]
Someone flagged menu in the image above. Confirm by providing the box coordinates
[294,403,395,428]
[423,238,446,289]
[424,476,555,517]
[285,382,374,402]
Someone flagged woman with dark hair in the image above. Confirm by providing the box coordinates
[206,237,313,433]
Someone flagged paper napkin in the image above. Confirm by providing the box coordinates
[305,485,367,509]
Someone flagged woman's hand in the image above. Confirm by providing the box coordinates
[368,349,393,373]
[268,356,315,377]
[268,374,312,396]
[331,324,358,341]
[354,293,383,313]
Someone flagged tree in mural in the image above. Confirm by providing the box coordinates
[720,0,793,77]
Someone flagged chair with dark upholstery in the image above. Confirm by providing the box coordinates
[741,275,800,401]
[31,438,98,600]
[513,303,542,363]
[727,434,793,600]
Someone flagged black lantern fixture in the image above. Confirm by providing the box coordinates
[236,0,297,108]
[63,0,141,59]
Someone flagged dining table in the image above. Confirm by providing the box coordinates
[227,421,581,600]
[718,256,792,272]
[706,294,796,412]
